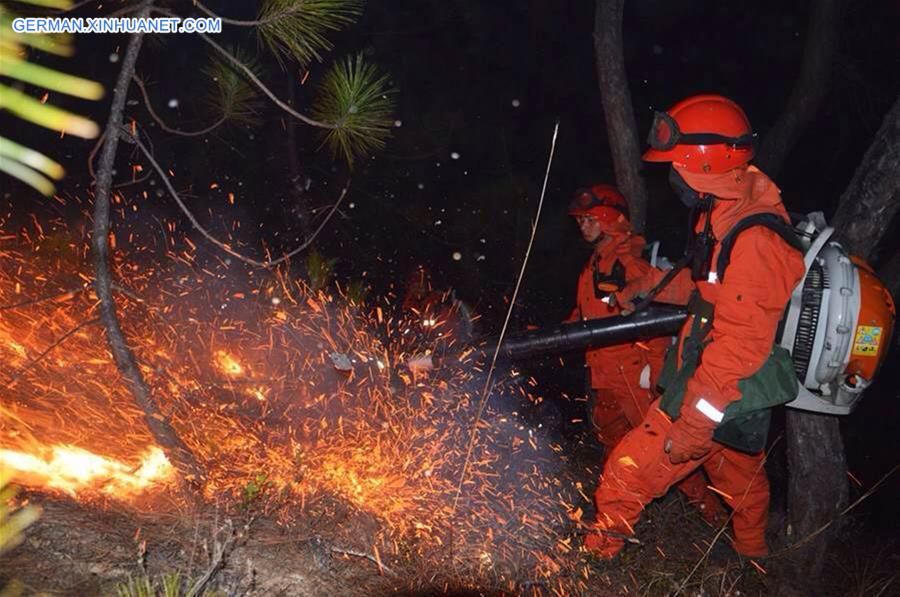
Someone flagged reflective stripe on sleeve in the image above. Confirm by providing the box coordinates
[695,398,724,423]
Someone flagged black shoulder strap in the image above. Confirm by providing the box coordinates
[716,213,805,283]
[593,258,626,298]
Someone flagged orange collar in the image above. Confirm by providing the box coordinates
[594,232,645,263]
[679,165,788,238]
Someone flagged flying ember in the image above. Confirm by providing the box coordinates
[0,218,582,588]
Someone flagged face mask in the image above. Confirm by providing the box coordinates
[668,168,709,209]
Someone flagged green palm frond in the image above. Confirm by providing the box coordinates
[202,47,264,127]
[0,84,99,138]
[0,0,102,195]
[311,53,395,167]
[0,55,102,99]
[257,0,364,66]
[0,14,72,56]
[0,135,64,195]
[14,0,70,7]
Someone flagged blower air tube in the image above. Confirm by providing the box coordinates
[498,304,688,361]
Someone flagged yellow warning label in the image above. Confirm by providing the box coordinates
[852,325,882,357]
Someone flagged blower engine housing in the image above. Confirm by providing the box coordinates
[778,214,895,414]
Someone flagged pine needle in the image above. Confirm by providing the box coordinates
[202,47,264,128]
[311,52,395,166]
[257,0,364,66]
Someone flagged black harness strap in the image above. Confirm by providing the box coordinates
[715,213,805,283]
[630,211,803,314]
[593,258,626,298]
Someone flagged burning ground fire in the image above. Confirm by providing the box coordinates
[0,215,592,591]
[0,442,173,497]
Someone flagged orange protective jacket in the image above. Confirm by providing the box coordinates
[588,166,805,560]
[569,232,671,397]
[619,166,805,413]
[675,165,805,415]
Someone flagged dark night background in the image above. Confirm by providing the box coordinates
[4,0,899,566]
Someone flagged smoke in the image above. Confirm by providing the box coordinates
[1,214,590,590]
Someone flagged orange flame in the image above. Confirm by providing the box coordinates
[214,350,244,376]
[0,443,175,497]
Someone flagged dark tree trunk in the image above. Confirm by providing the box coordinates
[786,92,900,577]
[831,94,900,260]
[878,250,900,303]
[592,0,649,233]
[785,410,848,575]
[755,0,841,177]
[91,5,204,487]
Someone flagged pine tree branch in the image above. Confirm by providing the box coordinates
[0,286,85,311]
[129,127,348,268]
[193,0,363,66]
[0,282,143,312]
[193,0,295,26]
[197,30,337,129]
[154,8,338,130]
[133,75,228,137]
[87,128,105,181]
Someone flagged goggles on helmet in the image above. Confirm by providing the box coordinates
[647,111,756,152]
[568,189,629,221]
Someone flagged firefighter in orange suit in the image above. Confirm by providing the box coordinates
[568,185,726,523]
[402,265,474,355]
[584,95,806,560]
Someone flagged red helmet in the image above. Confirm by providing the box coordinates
[642,94,755,173]
[567,184,629,225]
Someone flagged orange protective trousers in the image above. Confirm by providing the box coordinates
[595,404,769,557]
[591,165,806,559]
[591,385,727,523]
[574,232,724,521]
